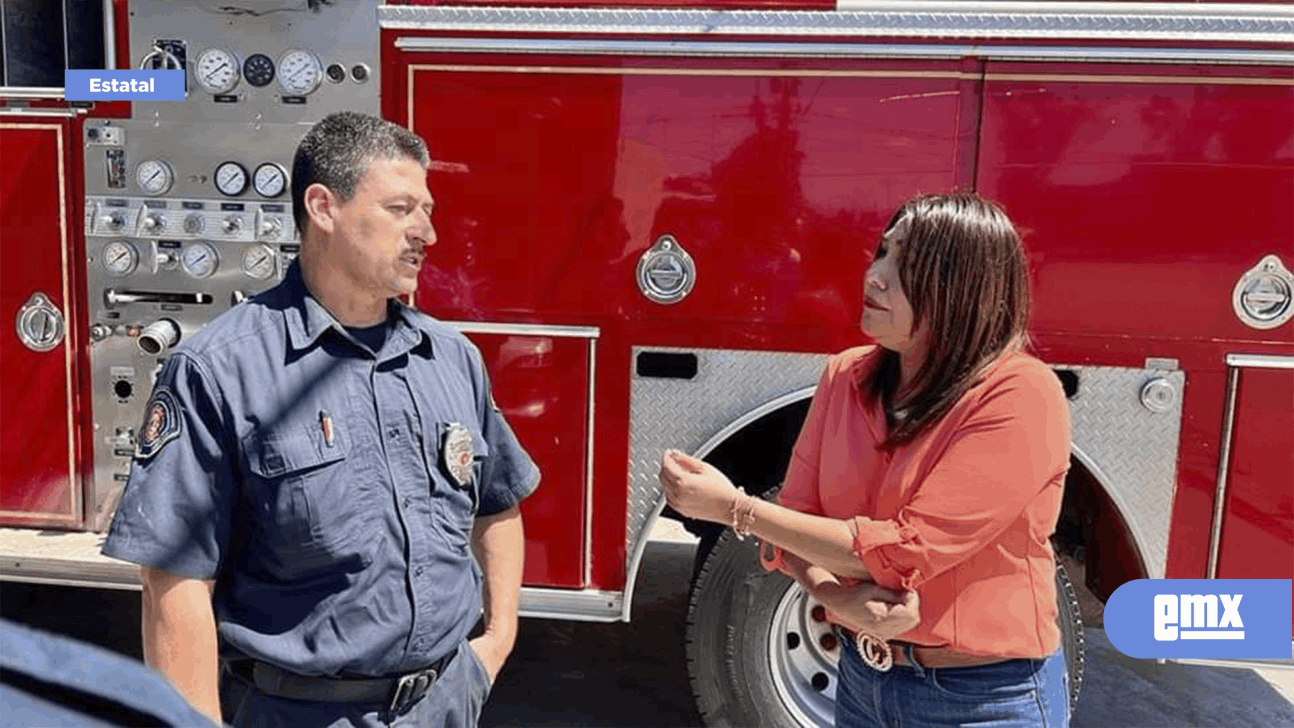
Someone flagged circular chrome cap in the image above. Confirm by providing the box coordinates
[1139,378,1177,413]
[636,235,696,305]
[1232,255,1293,330]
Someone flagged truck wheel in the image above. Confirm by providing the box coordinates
[1055,560,1086,713]
[685,530,1086,728]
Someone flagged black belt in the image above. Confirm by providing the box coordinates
[230,651,454,717]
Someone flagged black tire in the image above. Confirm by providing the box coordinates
[685,530,1086,727]
[1055,560,1086,713]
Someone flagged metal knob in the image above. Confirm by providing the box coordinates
[142,214,164,232]
[100,213,126,230]
[223,216,242,234]
[138,318,181,355]
[259,216,282,239]
[90,322,113,341]
[183,214,204,235]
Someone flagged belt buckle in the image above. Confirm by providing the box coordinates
[387,666,438,717]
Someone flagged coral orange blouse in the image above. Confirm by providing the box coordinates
[767,346,1071,658]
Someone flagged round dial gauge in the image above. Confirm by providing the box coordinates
[195,48,239,94]
[135,159,173,195]
[215,161,249,196]
[253,163,288,198]
[242,245,277,280]
[102,240,138,276]
[181,242,219,278]
[242,53,275,88]
[277,49,323,96]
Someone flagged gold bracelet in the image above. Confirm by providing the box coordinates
[854,630,894,672]
[735,494,757,539]
[729,490,749,540]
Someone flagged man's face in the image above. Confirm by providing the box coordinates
[322,156,436,299]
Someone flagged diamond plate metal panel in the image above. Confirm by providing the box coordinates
[380,5,1294,44]
[627,348,827,556]
[1066,365,1186,580]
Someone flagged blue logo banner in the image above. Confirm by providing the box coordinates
[64,70,184,101]
[1105,579,1292,659]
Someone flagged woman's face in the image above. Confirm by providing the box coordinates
[860,224,926,356]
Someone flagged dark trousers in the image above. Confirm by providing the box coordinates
[219,640,493,728]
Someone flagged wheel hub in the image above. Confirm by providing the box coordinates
[767,583,841,728]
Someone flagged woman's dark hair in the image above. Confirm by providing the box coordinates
[863,193,1031,447]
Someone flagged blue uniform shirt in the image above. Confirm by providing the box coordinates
[103,262,539,678]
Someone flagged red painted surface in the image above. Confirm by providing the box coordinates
[406,59,969,587]
[1216,367,1294,626]
[455,332,593,587]
[977,65,1294,584]
[0,124,78,526]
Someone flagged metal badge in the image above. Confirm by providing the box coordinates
[442,422,474,488]
[636,235,696,304]
[135,388,182,460]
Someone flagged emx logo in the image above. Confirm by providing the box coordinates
[1106,579,1291,659]
[1154,593,1243,641]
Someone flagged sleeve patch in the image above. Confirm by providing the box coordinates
[135,388,182,460]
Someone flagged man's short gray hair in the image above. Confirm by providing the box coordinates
[291,111,430,235]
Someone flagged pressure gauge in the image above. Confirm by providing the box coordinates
[215,161,248,197]
[102,240,139,276]
[242,245,277,280]
[195,48,239,94]
[136,159,173,196]
[277,49,323,96]
[253,163,288,198]
[181,242,218,278]
[242,53,275,88]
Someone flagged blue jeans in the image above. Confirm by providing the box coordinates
[836,641,1070,728]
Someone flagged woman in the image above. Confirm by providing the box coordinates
[660,193,1071,727]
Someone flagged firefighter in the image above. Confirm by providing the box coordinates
[102,111,540,727]
[661,193,1071,728]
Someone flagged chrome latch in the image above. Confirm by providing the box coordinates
[1232,254,1292,330]
[636,234,696,305]
[15,292,65,352]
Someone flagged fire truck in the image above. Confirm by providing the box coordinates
[1,1,1290,725]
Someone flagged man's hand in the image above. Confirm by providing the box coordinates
[468,632,510,684]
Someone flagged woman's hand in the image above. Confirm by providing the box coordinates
[807,579,920,641]
[658,450,741,525]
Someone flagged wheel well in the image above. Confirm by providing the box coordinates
[1053,460,1148,604]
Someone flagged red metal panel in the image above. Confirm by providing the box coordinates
[461,332,591,587]
[0,123,79,526]
[978,65,1294,583]
[407,61,962,338]
[1216,367,1294,594]
[977,66,1294,346]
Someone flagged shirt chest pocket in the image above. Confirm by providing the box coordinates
[245,418,379,576]
[426,421,489,555]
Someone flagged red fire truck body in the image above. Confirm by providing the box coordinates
[2,1,1291,724]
